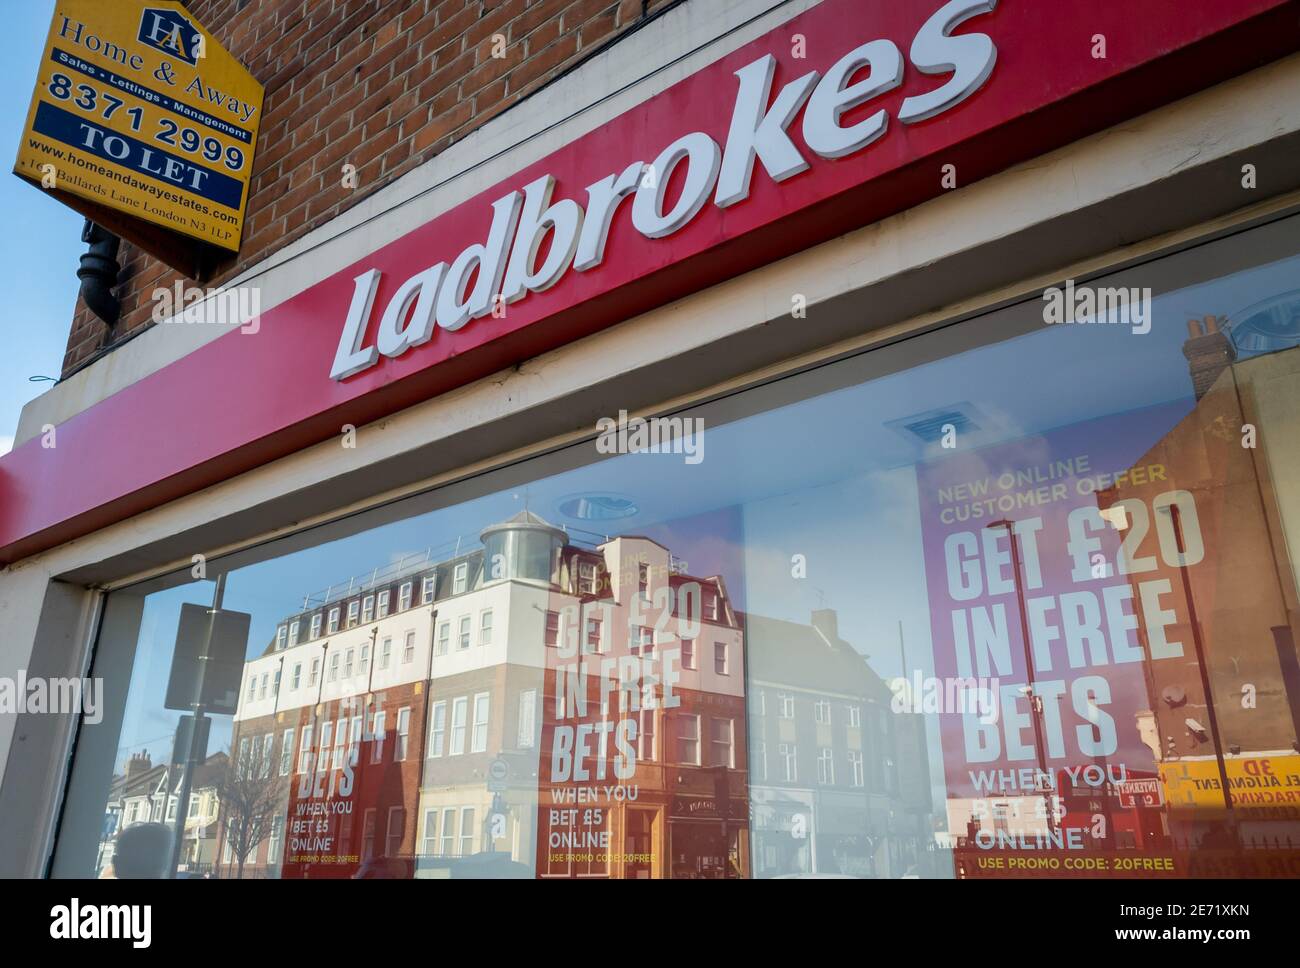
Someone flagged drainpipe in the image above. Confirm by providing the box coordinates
[77,219,121,325]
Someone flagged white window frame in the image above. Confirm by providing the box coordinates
[327,607,340,634]
[479,609,493,646]
[471,692,490,753]
[450,697,468,755]
[818,747,834,785]
[677,713,700,765]
[453,562,468,595]
[361,595,375,623]
[517,689,536,749]
[395,706,411,761]
[398,581,413,610]
[377,590,390,617]
[298,725,314,774]
[403,630,416,663]
[347,600,360,627]
[458,615,471,650]
[429,701,447,757]
[422,575,435,603]
[279,727,294,776]
[310,613,322,639]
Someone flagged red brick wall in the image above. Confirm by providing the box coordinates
[61,0,682,376]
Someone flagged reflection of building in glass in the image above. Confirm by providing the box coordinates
[1102,323,1300,859]
[99,751,227,877]
[220,511,748,878]
[744,610,934,878]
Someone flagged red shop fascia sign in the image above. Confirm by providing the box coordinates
[1,0,1297,564]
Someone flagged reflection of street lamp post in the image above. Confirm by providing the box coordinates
[991,520,1057,835]
[1157,502,1237,837]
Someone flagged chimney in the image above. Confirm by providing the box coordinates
[811,609,839,644]
[125,752,152,781]
[1182,315,1237,400]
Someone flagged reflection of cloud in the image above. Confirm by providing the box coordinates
[0,436,12,456]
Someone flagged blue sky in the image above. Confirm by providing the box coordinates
[0,0,83,455]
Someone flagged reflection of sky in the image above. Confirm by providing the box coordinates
[110,246,1300,802]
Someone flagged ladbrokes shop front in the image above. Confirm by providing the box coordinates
[4,0,1300,881]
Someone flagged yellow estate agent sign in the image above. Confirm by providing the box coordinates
[13,1,263,262]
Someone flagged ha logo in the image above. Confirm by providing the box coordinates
[138,7,203,66]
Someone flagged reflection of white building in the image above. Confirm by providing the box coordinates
[228,511,747,878]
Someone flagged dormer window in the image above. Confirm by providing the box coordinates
[422,575,436,603]
[399,582,413,610]
[377,590,390,617]
[578,561,597,595]
[276,626,287,650]
[453,562,468,595]
[310,614,322,639]
[347,600,360,627]
[288,620,299,645]
[362,595,374,623]
[327,607,340,633]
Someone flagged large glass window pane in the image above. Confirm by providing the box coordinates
[51,213,1300,880]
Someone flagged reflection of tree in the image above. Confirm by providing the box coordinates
[215,752,285,879]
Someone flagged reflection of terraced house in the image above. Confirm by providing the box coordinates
[221,511,749,878]
[99,751,227,876]
[745,610,932,878]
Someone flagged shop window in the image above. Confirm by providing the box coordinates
[54,215,1300,882]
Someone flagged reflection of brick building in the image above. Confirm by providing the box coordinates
[1102,321,1300,845]
[220,511,748,878]
[744,610,933,878]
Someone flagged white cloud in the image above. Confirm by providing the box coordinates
[0,435,12,457]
